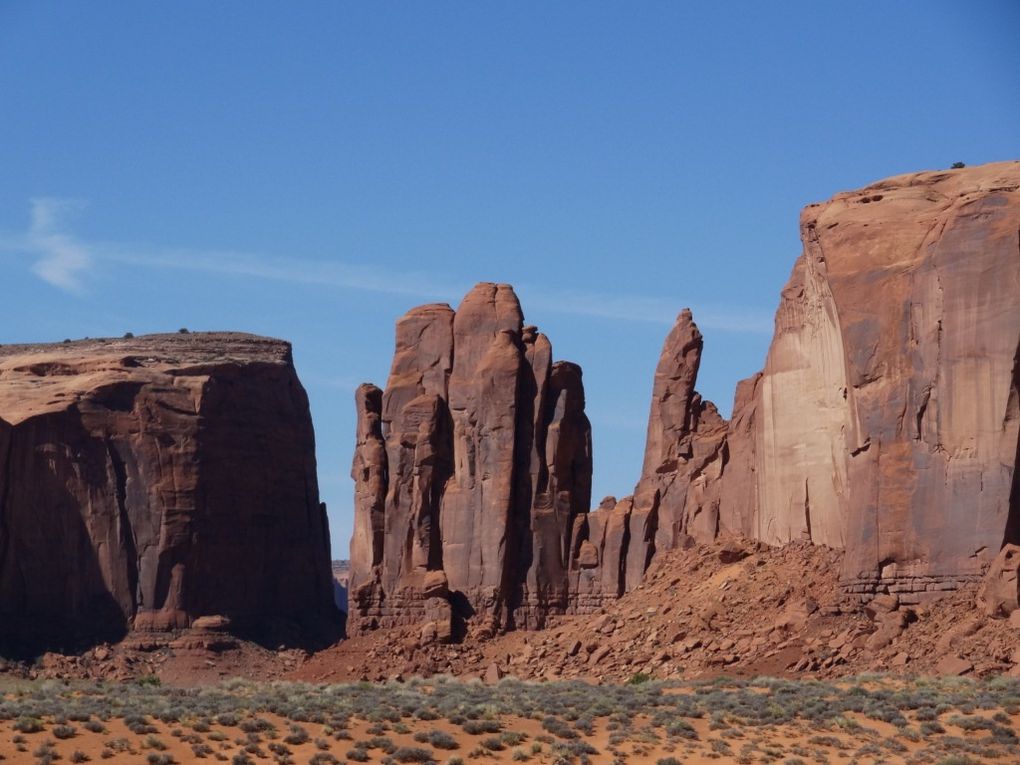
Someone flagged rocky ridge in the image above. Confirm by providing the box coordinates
[350,160,1020,649]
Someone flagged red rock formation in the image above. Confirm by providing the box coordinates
[353,161,1020,639]
[633,310,729,554]
[568,162,1020,605]
[566,310,730,596]
[349,284,593,636]
[720,160,1020,602]
[0,333,338,654]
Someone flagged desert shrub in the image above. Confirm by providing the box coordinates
[240,717,273,733]
[191,743,215,758]
[346,749,370,762]
[83,719,106,734]
[463,719,501,735]
[231,754,253,765]
[126,715,159,735]
[52,724,76,739]
[666,720,697,740]
[393,747,435,763]
[656,759,682,765]
[481,736,504,751]
[147,755,176,765]
[710,739,732,755]
[309,755,341,765]
[541,716,578,740]
[414,730,458,750]
[951,162,966,169]
[628,673,652,685]
[283,726,310,745]
[71,751,90,763]
[807,735,845,749]
[144,735,168,751]
[14,717,45,733]
[365,736,397,754]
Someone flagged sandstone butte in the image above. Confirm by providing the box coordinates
[0,332,338,655]
[350,159,1020,642]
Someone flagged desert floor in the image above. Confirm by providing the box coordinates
[1,675,1017,764]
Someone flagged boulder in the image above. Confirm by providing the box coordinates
[979,544,1020,617]
[936,654,974,676]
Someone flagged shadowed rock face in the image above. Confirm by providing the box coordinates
[0,333,338,655]
[349,284,593,635]
[721,160,1020,602]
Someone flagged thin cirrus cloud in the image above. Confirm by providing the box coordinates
[1,198,773,334]
[6,197,95,293]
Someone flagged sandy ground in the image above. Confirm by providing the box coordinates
[1,699,1016,764]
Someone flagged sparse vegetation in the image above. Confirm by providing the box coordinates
[1,675,1019,764]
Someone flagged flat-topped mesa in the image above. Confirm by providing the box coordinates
[0,332,338,655]
[349,283,593,638]
[719,160,1020,603]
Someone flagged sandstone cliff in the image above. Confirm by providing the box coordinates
[719,160,1020,602]
[0,333,337,654]
[349,284,593,637]
[351,161,1020,643]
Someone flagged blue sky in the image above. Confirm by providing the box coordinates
[1,2,1018,559]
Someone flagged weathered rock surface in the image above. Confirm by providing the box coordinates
[0,333,337,654]
[351,161,1020,643]
[721,160,1020,602]
[349,284,593,635]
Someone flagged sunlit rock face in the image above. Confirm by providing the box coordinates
[348,284,593,636]
[0,333,338,654]
[352,162,1020,637]
[722,160,1020,602]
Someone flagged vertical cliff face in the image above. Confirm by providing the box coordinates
[349,283,593,636]
[0,333,338,654]
[722,160,1020,601]
[352,162,1020,638]
[517,161,1020,611]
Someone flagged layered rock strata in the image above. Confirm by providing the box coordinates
[0,333,337,653]
[349,284,593,636]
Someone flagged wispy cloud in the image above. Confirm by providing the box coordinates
[519,287,772,334]
[0,198,773,334]
[9,198,94,293]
